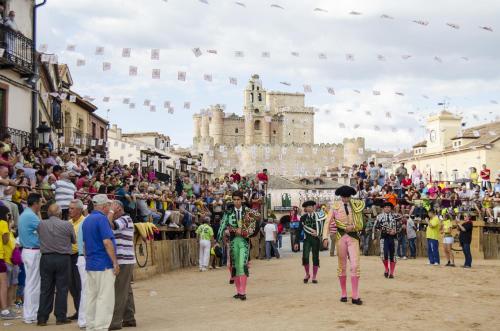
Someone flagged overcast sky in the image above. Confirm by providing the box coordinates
[38,0,500,151]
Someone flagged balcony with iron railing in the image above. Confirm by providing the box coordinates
[63,127,107,153]
[0,126,32,148]
[0,25,35,75]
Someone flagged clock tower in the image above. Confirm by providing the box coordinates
[425,111,462,153]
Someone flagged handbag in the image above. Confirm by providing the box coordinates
[11,247,23,266]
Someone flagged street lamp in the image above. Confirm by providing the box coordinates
[36,121,51,147]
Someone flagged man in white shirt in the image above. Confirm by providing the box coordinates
[264,219,279,260]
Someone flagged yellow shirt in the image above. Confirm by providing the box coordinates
[70,215,85,254]
[426,216,440,240]
[0,220,9,260]
[442,219,452,236]
[3,232,15,265]
[470,172,479,184]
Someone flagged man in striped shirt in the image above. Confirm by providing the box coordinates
[54,172,76,220]
[108,201,136,330]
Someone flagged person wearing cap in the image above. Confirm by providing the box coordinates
[372,202,403,279]
[294,200,325,284]
[322,185,365,305]
[82,194,119,330]
[217,191,259,301]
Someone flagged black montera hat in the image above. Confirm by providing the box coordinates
[302,200,317,208]
[335,185,357,197]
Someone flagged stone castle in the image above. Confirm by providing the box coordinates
[192,74,368,177]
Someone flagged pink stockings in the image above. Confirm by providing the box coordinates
[304,264,319,280]
[234,275,248,295]
[337,234,361,299]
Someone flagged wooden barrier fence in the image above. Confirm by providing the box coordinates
[483,233,500,259]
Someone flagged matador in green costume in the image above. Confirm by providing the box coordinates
[217,191,260,301]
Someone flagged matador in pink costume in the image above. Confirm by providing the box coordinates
[323,185,365,305]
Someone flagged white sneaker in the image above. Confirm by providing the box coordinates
[433,263,440,266]
[403,257,408,260]
[1,311,16,320]
[168,223,180,228]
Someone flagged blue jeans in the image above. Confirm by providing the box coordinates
[397,235,407,258]
[461,242,472,267]
[408,237,416,258]
[277,234,283,249]
[427,239,440,264]
[265,241,280,259]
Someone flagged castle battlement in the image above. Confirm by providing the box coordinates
[192,75,368,177]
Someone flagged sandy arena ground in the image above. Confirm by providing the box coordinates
[9,235,500,331]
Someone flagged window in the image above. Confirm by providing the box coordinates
[100,127,105,139]
[273,130,276,135]
[254,120,261,130]
[304,132,306,135]
[258,93,262,102]
[91,123,97,138]
[250,93,254,103]
[235,128,239,134]
[252,84,254,90]
[254,108,259,114]
[257,86,260,91]
[292,119,295,123]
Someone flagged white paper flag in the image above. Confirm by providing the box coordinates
[262,51,270,58]
[103,96,110,102]
[203,74,212,82]
[206,49,218,54]
[95,46,104,55]
[184,102,191,109]
[178,71,186,81]
[192,48,202,57]
[123,98,130,104]
[318,53,327,60]
[229,77,237,85]
[235,51,244,58]
[327,87,335,95]
[91,140,96,147]
[122,48,131,57]
[303,85,312,93]
[69,95,76,103]
[66,44,76,51]
[163,101,170,108]
[373,90,381,96]
[98,139,104,146]
[151,49,160,60]
[39,44,48,52]
[129,103,135,109]
[150,105,156,112]
[291,51,299,57]
[102,62,111,71]
[152,69,161,79]
[76,59,86,67]
[144,99,151,106]
[129,66,137,76]
[358,148,364,155]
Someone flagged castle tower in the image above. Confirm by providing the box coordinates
[244,74,269,145]
[192,113,202,150]
[343,137,366,166]
[200,110,210,139]
[209,104,224,145]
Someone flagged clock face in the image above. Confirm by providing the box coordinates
[429,130,437,143]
